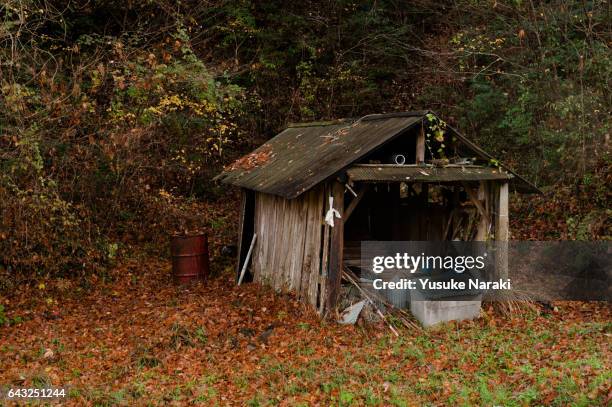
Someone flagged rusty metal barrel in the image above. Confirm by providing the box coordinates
[170,234,210,283]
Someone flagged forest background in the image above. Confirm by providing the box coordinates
[1,0,610,284]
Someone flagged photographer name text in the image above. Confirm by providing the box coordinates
[372,278,512,291]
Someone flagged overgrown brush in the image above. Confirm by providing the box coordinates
[0,1,249,281]
[1,0,609,282]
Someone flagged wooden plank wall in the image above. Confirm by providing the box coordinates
[252,185,326,311]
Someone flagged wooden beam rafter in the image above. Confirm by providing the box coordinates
[344,184,369,221]
[460,181,490,227]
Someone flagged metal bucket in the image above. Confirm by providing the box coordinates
[170,234,209,284]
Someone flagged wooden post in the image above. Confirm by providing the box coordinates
[318,223,330,315]
[416,125,425,164]
[475,181,489,241]
[495,182,509,279]
[318,184,331,314]
[496,182,509,241]
[326,180,344,312]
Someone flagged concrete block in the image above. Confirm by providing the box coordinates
[410,291,482,327]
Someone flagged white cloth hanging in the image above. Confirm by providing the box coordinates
[324,195,341,227]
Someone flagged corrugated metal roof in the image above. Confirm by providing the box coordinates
[347,165,514,182]
[215,111,540,198]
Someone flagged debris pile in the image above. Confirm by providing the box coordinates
[338,267,422,334]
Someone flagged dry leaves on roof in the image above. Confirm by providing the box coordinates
[226,145,274,171]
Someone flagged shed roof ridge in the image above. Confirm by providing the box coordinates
[286,110,432,128]
[286,118,357,128]
[359,110,430,121]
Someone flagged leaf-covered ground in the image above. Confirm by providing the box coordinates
[1,258,610,406]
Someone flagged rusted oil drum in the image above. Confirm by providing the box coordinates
[170,234,210,283]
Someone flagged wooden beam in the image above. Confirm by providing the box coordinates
[318,223,330,315]
[475,181,489,241]
[496,182,509,241]
[326,180,345,313]
[416,125,425,164]
[461,181,490,227]
[344,185,369,221]
[494,182,509,280]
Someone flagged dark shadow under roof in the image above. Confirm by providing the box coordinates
[215,111,540,198]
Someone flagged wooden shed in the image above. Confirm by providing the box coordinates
[215,111,539,315]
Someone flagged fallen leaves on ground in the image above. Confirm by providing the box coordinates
[0,258,609,406]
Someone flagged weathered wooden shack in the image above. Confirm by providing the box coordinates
[215,111,539,315]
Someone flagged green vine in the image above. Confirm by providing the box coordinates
[424,113,448,159]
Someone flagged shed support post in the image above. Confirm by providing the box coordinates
[494,182,509,279]
[416,125,425,164]
[475,181,489,241]
[326,180,344,312]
